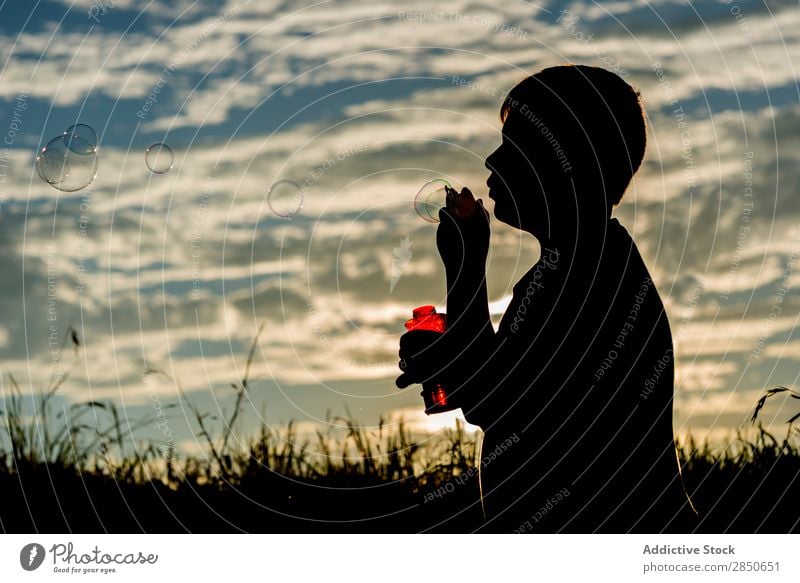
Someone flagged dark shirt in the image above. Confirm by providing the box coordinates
[459,219,694,532]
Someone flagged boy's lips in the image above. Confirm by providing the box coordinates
[487,178,503,200]
[486,177,496,197]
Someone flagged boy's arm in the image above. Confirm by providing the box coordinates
[443,232,493,343]
[437,188,492,338]
[396,190,501,427]
[436,196,499,423]
[443,256,499,426]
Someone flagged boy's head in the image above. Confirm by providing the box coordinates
[485,65,646,236]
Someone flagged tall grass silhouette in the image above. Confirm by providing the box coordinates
[1,328,798,532]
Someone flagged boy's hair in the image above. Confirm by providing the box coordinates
[500,64,646,208]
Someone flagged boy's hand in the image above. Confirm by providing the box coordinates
[436,187,490,276]
[396,330,447,389]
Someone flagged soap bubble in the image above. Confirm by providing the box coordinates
[414,178,452,223]
[35,145,69,187]
[145,142,174,174]
[63,123,98,155]
[35,134,98,192]
[267,180,303,219]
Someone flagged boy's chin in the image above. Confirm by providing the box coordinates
[493,205,516,227]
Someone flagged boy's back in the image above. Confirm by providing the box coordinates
[476,218,693,532]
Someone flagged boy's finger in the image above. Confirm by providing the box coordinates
[438,206,455,223]
[475,198,489,218]
[395,373,413,389]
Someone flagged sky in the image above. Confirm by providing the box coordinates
[0,0,799,455]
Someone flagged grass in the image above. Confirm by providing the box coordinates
[0,377,479,532]
[1,329,799,532]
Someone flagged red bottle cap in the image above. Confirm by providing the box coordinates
[412,305,436,319]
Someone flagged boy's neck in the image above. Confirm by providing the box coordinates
[536,215,613,257]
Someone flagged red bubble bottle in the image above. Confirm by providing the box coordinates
[404,305,457,415]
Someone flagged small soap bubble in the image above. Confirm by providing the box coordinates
[63,123,98,155]
[267,180,304,219]
[35,135,97,192]
[413,178,452,223]
[145,142,174,174]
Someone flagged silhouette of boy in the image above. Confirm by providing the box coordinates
[397,65,697,532]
